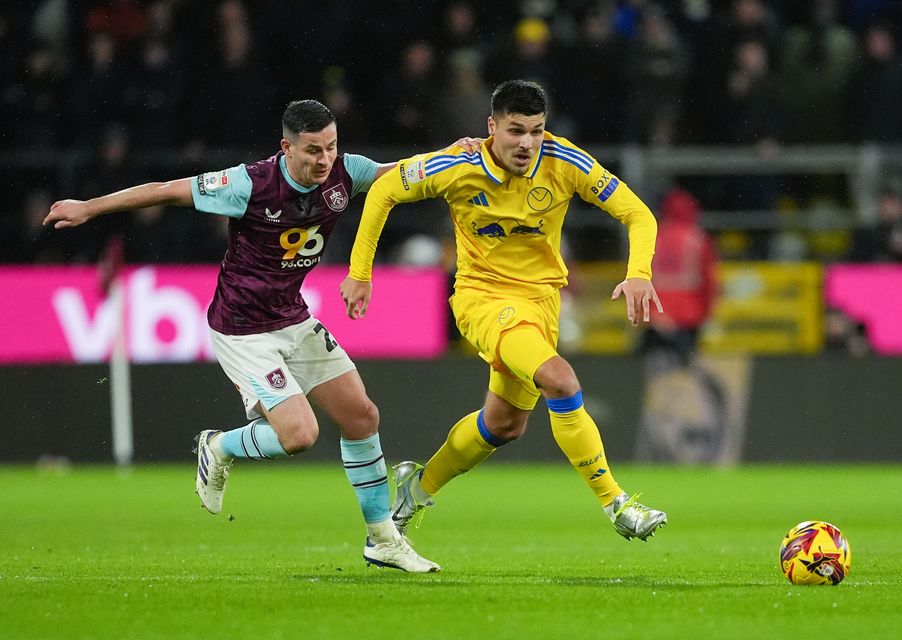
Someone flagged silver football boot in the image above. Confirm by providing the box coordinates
[391,461,434,535]
[606,493,668,541]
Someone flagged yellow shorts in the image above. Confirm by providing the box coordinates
[450,289,560,410]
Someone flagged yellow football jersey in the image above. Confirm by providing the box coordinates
[350,131,657,300]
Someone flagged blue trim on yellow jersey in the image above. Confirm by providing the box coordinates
[478,153,502,184]
[424,152,481,176]
[541,141,593,174]
[528,142,545,178]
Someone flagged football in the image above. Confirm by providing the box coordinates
[779,520,852,585]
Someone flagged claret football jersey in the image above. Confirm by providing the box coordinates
[191,151,378,335]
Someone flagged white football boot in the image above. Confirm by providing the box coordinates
[605,493,668,541]
[193,430,233,514]
[391,461,434,535]
[363,536,441,573]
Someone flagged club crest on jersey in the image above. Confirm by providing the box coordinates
[196,171,229,195]
[265,368,287,390]
[527,187,553,211]
[322,184,349,212]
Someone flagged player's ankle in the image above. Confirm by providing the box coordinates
[209,432,232,463]
[367,518,401,543]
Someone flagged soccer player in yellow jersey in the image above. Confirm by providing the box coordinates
[340,79,668,548]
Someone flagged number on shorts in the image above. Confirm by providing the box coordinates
[313,322,337,352]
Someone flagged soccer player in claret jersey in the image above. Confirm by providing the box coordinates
[44,99,479,573]
[340,80,668,552]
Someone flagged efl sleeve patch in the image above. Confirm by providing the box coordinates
[399,159,425,190]
[196,171,230,195]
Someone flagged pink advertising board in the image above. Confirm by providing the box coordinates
[0,265,447,363]
[825,264,902,355]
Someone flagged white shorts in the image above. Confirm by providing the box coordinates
[211,316,356,419]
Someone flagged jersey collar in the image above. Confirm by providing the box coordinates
[480,137,544,182]
[279,154,318,193]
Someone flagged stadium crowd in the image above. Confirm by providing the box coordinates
[2,0,902,266]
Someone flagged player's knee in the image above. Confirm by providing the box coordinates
[486,413,528,442]
[280,420,319,454]
[536,358,581,399]
[338,398,379,440]
[345,400,380,438]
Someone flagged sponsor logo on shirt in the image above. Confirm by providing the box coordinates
[590,170,620,202]
[472,218,545,239]
[322,184,349,212]
[264,208,282,220]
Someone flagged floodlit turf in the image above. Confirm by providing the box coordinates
[1,463,899,639]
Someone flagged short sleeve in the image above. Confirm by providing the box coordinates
[191,165,253,218]
[344,153,380,198]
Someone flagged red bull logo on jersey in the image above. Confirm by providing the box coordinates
[322,184,349,212]
[265,368,288,390]
[472,218,545,239]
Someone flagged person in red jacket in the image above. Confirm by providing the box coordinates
[640,187,717,363]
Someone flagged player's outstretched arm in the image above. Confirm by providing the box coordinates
[43,178,194,229]
[611,277,664,327]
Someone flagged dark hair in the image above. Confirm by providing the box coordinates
[282,99,336,137]
[491,80,548,117]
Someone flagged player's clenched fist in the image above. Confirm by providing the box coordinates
[43,200,95,229]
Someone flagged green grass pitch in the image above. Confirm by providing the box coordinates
[2,463,899,639]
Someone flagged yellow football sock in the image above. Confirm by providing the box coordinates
[548,392,622,506]
[420,410,498,496]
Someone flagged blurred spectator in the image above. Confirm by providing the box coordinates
[70,126,142,263]
[84,0,146,47]
[845,20,902,143]
[561,3,626,143]
[187,0,277,151]
[850,188,902,262]
[381,40,441,145]
[494,18,560,96]
[437,50,491,141]
[2,42,64,146]
[824,308,871,355]
[778,0,858,143]
[321,68,371,147]
[121,10,188,150]
[635,187,730,465]
[436,1,489,67]
[64,30,128,146]
[640,187,718,362]
[719,39,781,145]
[622,4,690,145]
[685,0,782,143]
